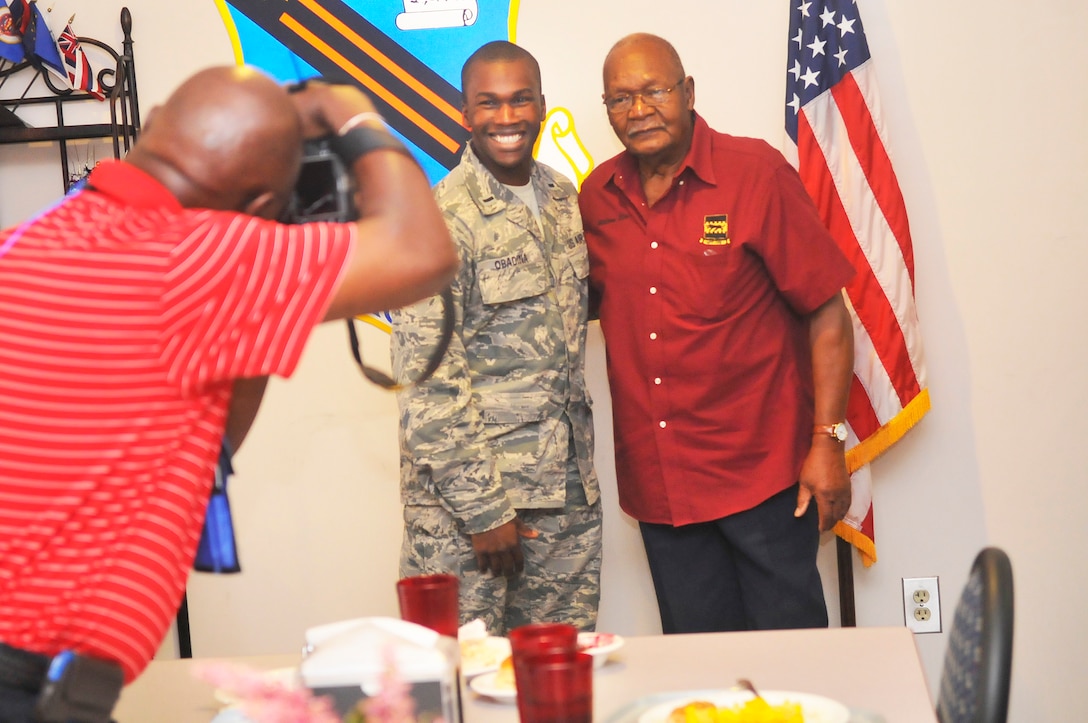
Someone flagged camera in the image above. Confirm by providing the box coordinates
[283,136,357,224]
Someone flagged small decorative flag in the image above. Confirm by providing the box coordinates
[9,0,67,85]
[27,1,67,84]
[0,0,27,64]
[56,16,104,99]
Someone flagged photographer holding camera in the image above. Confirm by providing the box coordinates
[0,65,456,721]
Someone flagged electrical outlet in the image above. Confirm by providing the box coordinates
[902,576,941,634]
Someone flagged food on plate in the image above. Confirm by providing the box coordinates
[458,620,514,676]
[667,701,719,723]
[666,698,804,723]
[493,656,516,690]
[460,637,503,672]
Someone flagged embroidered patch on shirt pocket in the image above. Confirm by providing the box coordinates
[478,260,549,305]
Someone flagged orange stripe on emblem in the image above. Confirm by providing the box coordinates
[280,13,462,153]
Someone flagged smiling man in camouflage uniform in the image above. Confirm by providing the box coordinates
[390,41,601,634]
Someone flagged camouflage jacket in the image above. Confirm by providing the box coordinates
[391,144,598,535]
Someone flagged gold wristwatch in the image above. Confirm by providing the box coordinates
[814,422,848,442]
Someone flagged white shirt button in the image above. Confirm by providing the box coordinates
[654,377,662,385]
[649,332,657,340]
[649,287,657,295]
[659,421,667,428]
[651,241,659,249]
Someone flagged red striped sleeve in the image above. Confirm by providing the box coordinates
[0,181,354,681]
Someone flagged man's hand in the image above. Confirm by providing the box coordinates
[795,438,852,532]
[285,79,457,321]
[287,79,379,141]
[471,519,538,577]
[800,291,854,532]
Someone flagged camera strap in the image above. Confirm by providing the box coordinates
[346,285,455,391]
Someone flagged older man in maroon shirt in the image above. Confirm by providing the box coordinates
[579,33,856,633]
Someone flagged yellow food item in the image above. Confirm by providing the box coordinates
[667,700,718,723]
[667,698,804,723]
[493,656,516,690]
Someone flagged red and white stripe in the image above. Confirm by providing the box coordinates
[786,60,930,566]
[57,23,104,100]
[0,181,352,680]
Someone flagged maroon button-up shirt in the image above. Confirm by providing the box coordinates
[579,114,855,525]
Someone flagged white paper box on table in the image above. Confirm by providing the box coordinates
[300,617,460,722]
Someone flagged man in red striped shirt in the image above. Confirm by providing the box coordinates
[0,66,456,720]
[579,34,855,635]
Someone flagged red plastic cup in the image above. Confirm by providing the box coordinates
[395,574,460,637]
[509,623,579,662]
[516,650,593,723]
[509,623,579,720]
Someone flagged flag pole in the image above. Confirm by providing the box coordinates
[837,537,857,626]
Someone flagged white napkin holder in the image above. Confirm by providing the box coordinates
[300,617,460,722]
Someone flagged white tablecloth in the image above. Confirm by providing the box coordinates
[115,626,936,723]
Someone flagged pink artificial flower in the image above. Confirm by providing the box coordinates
[193,648,446,723]
[356,649,418,723]
[193,661,340,723]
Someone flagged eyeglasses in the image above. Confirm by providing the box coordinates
[603,79,685,115]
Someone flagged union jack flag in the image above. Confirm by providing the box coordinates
[56,20,103,100]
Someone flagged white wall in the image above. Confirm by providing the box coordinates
[2,2,1085,721]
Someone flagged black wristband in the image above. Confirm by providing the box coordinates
[329,125,415,167]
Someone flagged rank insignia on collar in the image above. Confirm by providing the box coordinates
[700,214,730,245]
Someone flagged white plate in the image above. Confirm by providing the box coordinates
[578,632,624,668]
[460,635,512,678]
[637,690,850,723]
[468,670,517,702]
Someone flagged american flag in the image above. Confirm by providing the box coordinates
[784,0,930,566]
[56,19,104,100]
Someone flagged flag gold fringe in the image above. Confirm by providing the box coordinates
[834,519,877,567]
[845,388,931,474]
[837,388,932,567]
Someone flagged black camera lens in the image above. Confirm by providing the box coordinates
[285,137,357,224]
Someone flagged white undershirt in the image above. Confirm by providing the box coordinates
[504,181,544,235]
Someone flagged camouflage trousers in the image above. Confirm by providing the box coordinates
[400,467,602,635]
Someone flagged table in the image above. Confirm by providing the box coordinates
[114,627,936,723]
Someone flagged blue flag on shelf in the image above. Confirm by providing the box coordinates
[23,1,68,84]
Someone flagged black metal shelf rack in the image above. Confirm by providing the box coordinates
[0,7,140,192]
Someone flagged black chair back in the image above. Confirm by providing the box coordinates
[936,546,1014,723]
